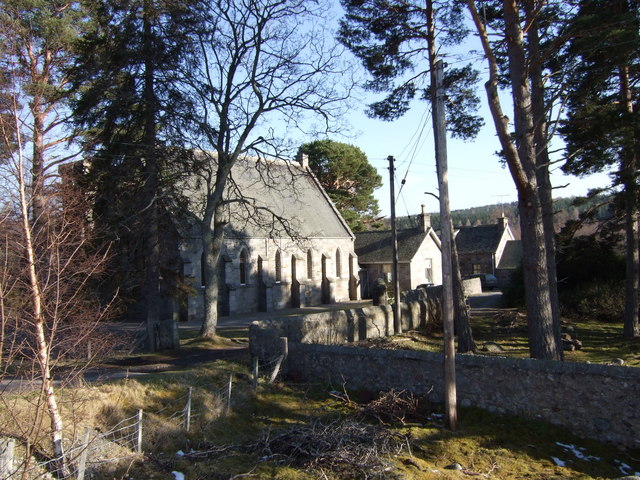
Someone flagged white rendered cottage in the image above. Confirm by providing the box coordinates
[354,206,443,298]
[178,153,359,320]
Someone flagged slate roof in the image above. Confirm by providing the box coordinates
[454,224,504,254]
[180,153,353,240]
[354,228,439,263]
[497,240,522,269]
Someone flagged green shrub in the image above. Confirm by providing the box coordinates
[560,281,625,322]
[501,265,525,308]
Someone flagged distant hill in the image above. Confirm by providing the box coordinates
[379,195,612,238]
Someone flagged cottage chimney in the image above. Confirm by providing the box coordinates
[498,216,508,229]
[296,151,309,168]
[420,204,431,232]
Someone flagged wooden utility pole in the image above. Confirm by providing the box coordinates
[388,155,402,334]
[434,59,457,430]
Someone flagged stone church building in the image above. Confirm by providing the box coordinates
[178,153,359,320]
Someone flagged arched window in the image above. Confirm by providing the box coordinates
[239,249,248,285]
[335,248,342,278]
[307,249,313,279]
[275,250,282,282]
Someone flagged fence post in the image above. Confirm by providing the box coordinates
[252,356,259,391]
[269,337,288,384]
[226,374,233,414]
[136,410,143,453]
[0,437,15,479]
[184,387,192,432]
[76,427,91,480]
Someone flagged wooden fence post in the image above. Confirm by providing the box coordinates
[226,374,233,414]
[184,387,192,432]
[0,437,15,479]
[76,427,91,480]
[252,356,259,391]
[136,410,143,453]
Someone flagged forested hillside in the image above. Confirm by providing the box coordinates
[386,195,611,238]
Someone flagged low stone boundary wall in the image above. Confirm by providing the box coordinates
[284,343,640,448]
[249,289,441,361]
[248,285,639,447]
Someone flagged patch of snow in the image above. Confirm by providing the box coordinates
[176,450,185,457]
[614,459,639,476]
[555,442,600,461]
[172,472,185,480]
[551,456,566,467]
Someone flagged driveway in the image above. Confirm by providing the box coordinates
[468,291,504,312]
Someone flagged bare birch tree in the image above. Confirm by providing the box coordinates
[0,2,116,476]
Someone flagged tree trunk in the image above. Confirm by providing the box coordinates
[142,0,165,351]
[468,0,561,360]
[200,205,226,338]
[451,220,476,353]
[16,127,68,477]
[525,1,563,355]
[619,64,640,338]
[519,187,560,359]
[31,97,46,241]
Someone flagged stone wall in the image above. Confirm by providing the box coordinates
[248,287,640,449]
[249,291,438,361]
[181,235,359,319]
[281,344,640,448]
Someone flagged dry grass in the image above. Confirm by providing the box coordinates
[2,357,639,480]
[2,312,639,480]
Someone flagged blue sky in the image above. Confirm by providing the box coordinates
[344,101,613,219]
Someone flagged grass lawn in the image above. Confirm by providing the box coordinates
[3,309,639,479]
[16,357,636,480]
[356,310,640,367]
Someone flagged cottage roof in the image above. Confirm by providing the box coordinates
[354,228,439,263]
[181,153,353,240]
[454,224,505,254]
[497,240,522,269]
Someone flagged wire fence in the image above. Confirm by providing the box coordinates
[1,345,291,480]
[0,372,244,480]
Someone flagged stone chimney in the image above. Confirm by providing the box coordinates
[296,151,309,168]
[420,204,431,232]
[498,215,508,229]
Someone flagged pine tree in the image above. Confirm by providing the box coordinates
[560,0,640,338]
[298,140,382,232]
[72,0,203,348]
[467,0,565,359]
[0,0,94,472]
[339,0,481,353]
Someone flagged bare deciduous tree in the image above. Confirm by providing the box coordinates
[0,1,118,475]
[179,0,354,338]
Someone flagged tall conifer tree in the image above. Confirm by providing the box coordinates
[72,0,202,348]
[339,0,481,352]
[560,0,640,338]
